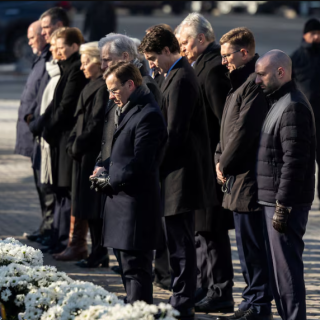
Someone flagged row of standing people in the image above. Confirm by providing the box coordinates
[15,8,317,320]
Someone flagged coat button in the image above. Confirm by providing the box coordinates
[110,161,113,166]
[101,140,105,145]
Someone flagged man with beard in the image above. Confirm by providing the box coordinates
[291,18,320,204]
[255,49,316,320]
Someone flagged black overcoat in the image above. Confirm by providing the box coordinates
[102,85,167,251]
[43,52,88,188]
[194,42,232,231]
[67,77,108,219]
[215,55,268,212]
[160,57,217,216]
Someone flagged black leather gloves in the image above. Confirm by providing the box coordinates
[273,201,292,233]
[90,172,113,197]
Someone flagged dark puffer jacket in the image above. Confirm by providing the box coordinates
[256,81,316,206]
[215,54,268,212]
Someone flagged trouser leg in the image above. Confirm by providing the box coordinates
[88,218,108,259]
[263,206,309,320]
[115,249,153,304]
[200,229,234,300]
[32,167,45,218]
[165,211,197,310]
[154,218,171,289]
[39,183,55,235]
[233,211,272,315]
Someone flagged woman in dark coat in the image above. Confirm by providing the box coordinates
[60,42,109,266]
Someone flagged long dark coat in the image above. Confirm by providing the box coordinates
[215,55,268,212]
[160,57,217,216]
[102,85,167,251]
[96,71,162,166]
[43,52,88,188]
[67,77,108,219]
[193,42,232,231]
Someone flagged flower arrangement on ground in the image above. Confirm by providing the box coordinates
[0,238,43,267]
[21,281,123,320]
[0,263,72,319]
[74,301,180,320]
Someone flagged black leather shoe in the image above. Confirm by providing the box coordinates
[111,265,121,275]
[237,309,273,320]
[76,255,109,268]
[176,307,195,320]
[194,287,208,303]
[195,296,234,313]
[228,309,246,319]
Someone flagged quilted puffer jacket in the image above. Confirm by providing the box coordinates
[256,81,316,206]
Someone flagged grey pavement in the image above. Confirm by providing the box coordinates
[0,13,320,320]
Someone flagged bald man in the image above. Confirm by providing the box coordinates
[256,50,316,320]
[15,21,53,241]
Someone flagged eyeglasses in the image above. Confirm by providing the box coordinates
[221,49,242,60]
[107,81,127,95]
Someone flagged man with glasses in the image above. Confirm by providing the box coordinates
[215,28,272,320]
[92,61,167,304]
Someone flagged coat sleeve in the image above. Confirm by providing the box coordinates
[215,142,222,165]
[276,102,314,206]
[219,83,267,176]
[72,88,109,157]
[47,68,87,134]
[160,77,198,174]
[109,111,167,193]
[205,65,230,122]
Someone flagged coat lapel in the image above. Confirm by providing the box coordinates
[114,105,140,136]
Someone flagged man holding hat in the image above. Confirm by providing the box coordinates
[291,18,320,204]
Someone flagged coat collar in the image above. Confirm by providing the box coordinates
[194,41,221,76]
[32,44,51,68]
[228,54,259,91]
[114,85,151,135]
[59,52,80,74]
[75,76,105,116]
[161,56,187,93]
[266,80,296,106]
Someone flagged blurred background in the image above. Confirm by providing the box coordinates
[0,1,319,77]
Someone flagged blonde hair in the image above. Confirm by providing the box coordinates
[49,27,68,43]
[79,41,101,64]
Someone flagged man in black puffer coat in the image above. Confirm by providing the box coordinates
[256,50,316,320]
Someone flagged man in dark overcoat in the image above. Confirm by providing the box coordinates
[179,13,234,312]
[139,27,216,319]
[256,50,316,320]
[215,28,272,320]
[92,62,167,304]
[14,21,51,240]
[42,28,87,249]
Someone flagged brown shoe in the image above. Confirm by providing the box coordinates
[53,217,88,261]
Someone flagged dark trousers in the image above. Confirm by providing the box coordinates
[233,211,272,315]
[195,229,233,299]
[154,217,172,289]
[33,167,55,234]
[88,218,108,260]
[114,249,153,304]
[263,205,310,320]
[165,211,197,310]
[52,187,71,245]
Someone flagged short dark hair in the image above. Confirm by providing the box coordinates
[220,27,255,55]
[146,23,173,34]
[56,27,84,46]
[40,7,70,27]
[103,61,143,87]
[139,26,180,54]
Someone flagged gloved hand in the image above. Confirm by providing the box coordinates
[272,201,291,233]
[90,172,113,197]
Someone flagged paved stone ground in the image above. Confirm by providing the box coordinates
[0,99,319,319]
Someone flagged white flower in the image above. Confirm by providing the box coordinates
[1,288,12,301]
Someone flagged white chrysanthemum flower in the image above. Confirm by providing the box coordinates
[1,288,12,301]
